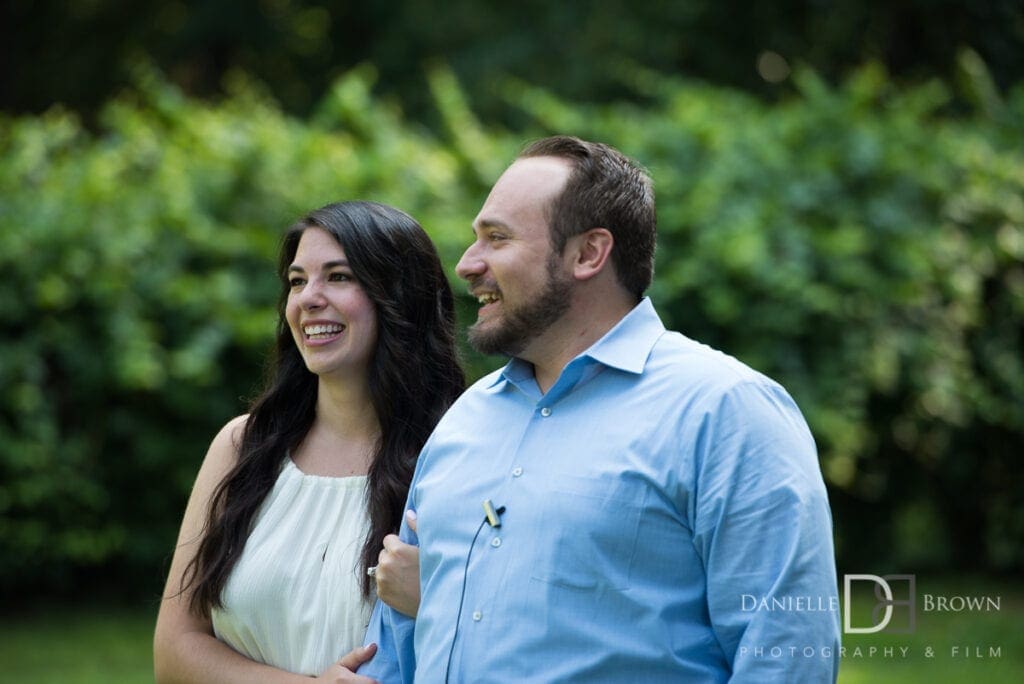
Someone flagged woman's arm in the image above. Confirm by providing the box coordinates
[374,510,421,618]
[154,415,300,683]
[153,416,361,683]
[154,416,378,683]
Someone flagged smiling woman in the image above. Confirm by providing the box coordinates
[153,201,464,682]
[285,227,379,380]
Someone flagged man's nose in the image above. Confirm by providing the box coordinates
[455,241,485,281]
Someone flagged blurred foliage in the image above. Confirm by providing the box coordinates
[0,64,509,596]
[3,0,1023,126]
[1,58,1022,599]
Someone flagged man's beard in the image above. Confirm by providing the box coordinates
[468,254,572,357]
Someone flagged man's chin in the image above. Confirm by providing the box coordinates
[467,323,499,355]
[467,321,522,357]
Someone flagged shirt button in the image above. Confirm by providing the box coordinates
[491,537,502,548]
[540,407,552,417]
[512,466,523,477]
[472,611,483,621]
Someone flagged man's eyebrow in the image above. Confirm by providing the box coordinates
[473,219,512,233]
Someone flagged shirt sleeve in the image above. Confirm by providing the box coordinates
[360,487,422,683]
[692,380,841,683]
[360,600,416,683]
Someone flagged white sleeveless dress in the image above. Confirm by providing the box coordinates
[211,458,373,676]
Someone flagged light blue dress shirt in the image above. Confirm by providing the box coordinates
[363,298,840,683]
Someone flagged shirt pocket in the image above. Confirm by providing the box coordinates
[528,473,645,591]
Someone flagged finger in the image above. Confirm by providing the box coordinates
[382,533,404,553]
[338,643,378,670]
[406,509,418,533]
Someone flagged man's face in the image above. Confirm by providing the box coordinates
[455,157,575,358]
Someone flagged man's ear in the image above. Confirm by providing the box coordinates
[569,228,614,281]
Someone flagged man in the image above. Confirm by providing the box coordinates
[362,136,840,682]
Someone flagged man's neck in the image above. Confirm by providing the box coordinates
[523,296,637,394]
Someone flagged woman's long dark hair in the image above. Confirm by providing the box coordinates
[181,201,465,616]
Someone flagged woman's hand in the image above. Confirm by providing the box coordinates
[374,510,421,617]
[315,644,378,682]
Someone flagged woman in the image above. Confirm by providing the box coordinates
[154,201,463,682]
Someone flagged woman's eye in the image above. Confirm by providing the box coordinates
[289,277,305,287]
[329,272,352,282]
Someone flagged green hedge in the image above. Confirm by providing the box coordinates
[1,62,1021,597]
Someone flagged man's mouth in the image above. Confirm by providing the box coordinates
[476,292,501,305]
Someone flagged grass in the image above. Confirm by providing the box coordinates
[1,578,1020,682]
[0,601,158,684]
[837,576,1024,682]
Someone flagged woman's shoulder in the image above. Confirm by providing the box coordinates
[206,414,251,469]
[220,414,250,442]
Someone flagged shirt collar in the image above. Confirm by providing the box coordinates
[486,297,665,390]
[583,296,665,373]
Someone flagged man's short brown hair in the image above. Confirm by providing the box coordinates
[519,135,656,299]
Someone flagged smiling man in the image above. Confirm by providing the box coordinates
[459,154,576,367]
[361,136,841,683]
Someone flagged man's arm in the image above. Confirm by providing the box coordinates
[693,381,841,683]
[359,508,420,683]
[360,600,416,683]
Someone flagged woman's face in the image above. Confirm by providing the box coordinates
[285,227,378,381]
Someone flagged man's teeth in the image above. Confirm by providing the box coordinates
[304,324,345,336]
[477,293,500,304]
